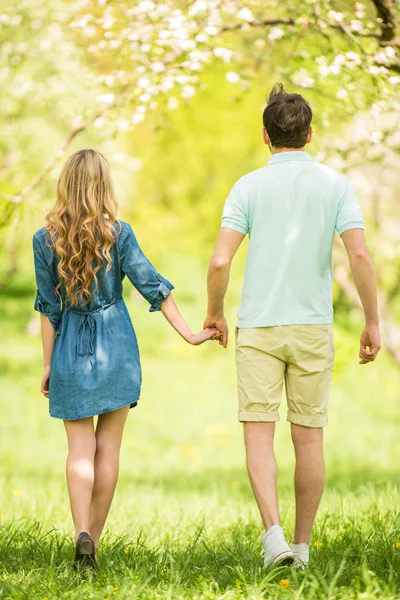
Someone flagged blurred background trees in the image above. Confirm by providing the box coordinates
[0,0,399,360]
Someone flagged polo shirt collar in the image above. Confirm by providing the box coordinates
[268,151,313,165]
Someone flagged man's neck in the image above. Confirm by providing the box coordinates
[270,146,305,155]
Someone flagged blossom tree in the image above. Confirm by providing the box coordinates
[1,0,399,216]
[1,0,399,359]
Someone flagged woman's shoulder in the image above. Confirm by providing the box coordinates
[33,226,52,250]
[115,220,136,244]
[33,226,47,241]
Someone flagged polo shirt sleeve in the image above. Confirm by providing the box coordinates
[221,181,249,235]
[336,180,364,236]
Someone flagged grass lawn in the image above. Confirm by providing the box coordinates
[0,288,400,599]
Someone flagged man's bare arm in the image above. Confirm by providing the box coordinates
[204,227,245,347]
[341,228,381,363]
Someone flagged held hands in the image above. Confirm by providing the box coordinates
[203,315,228,348]
[359,324,381,364]
[41,365,51,398]
[186,327,221,346]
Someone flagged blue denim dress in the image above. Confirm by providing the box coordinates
[33,221,173,420]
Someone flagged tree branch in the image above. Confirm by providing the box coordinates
[371,0,398,42]
[220,17,295,33]
[1,87,132,217]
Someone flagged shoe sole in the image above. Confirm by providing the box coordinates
[270,551,295,567]
[77,539,94,555]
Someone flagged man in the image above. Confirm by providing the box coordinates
[204,84,380,568]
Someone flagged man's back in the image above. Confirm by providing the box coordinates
[222,151,364,327]
[205,84,380,570]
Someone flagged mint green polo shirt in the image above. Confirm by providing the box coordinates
[222,151,364,328]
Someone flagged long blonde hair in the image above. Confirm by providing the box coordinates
[46,149,118,305]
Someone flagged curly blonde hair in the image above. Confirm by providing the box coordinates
[46,149,119,305]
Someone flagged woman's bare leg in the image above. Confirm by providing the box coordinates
[64,417,96,540]
[89,405,130,550]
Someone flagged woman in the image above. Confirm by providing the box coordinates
[33,149,218,570]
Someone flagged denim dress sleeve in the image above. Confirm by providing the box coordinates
[33,233,62,333]
[120,223,174,311]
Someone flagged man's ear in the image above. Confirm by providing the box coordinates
[306,126,313,144]
[262,127,270,146]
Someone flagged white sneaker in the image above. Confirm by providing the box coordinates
[260,525,295,567]
[290,543,309,569]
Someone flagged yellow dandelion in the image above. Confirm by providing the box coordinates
[13,489,23,497]
[280,579,290,589]
[230,480,241,490]
[179,445,199,458]
[395,541,400,549]
[314,541,322,548]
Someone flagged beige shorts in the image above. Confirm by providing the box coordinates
[236,325,335,428]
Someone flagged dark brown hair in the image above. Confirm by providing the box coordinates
[262,83,312,148]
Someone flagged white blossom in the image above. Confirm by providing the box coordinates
[319,65,330,77]
[101,15,115,29]
[189,1,208,16]
[137,76,150,89]
[370,131,382,144]
[151,61,165,72]
[328,10,344,23]
[204,25,218,36]
[213,47,233,63]
[181,85,195,99]
[226,71,240,84]
[385,46,396,59]
[268,27,284,41]
[175,74,191,84]
[355,2,365,18]
[160,76,174,92]
[293,69,314,88]
[137,1,156,12]
[176,39,196,51]
[350,20,363,33]
[117,119,129,131]
[336,88,348,99]
[72,114,83,128]
[300,76,314,88]
[196,33,209,43]
[40,39,52,51]
[168,97,179,110]
[96,93,115,105]
[237,7,254,22]
[330,64,341,75]
[132,113,145,124]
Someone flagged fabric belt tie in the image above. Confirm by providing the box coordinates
[72,313,96,373]
[70,299,121,374]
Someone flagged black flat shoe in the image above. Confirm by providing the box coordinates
[74,532,99,572]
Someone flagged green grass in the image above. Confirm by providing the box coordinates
[1,286,400,599]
